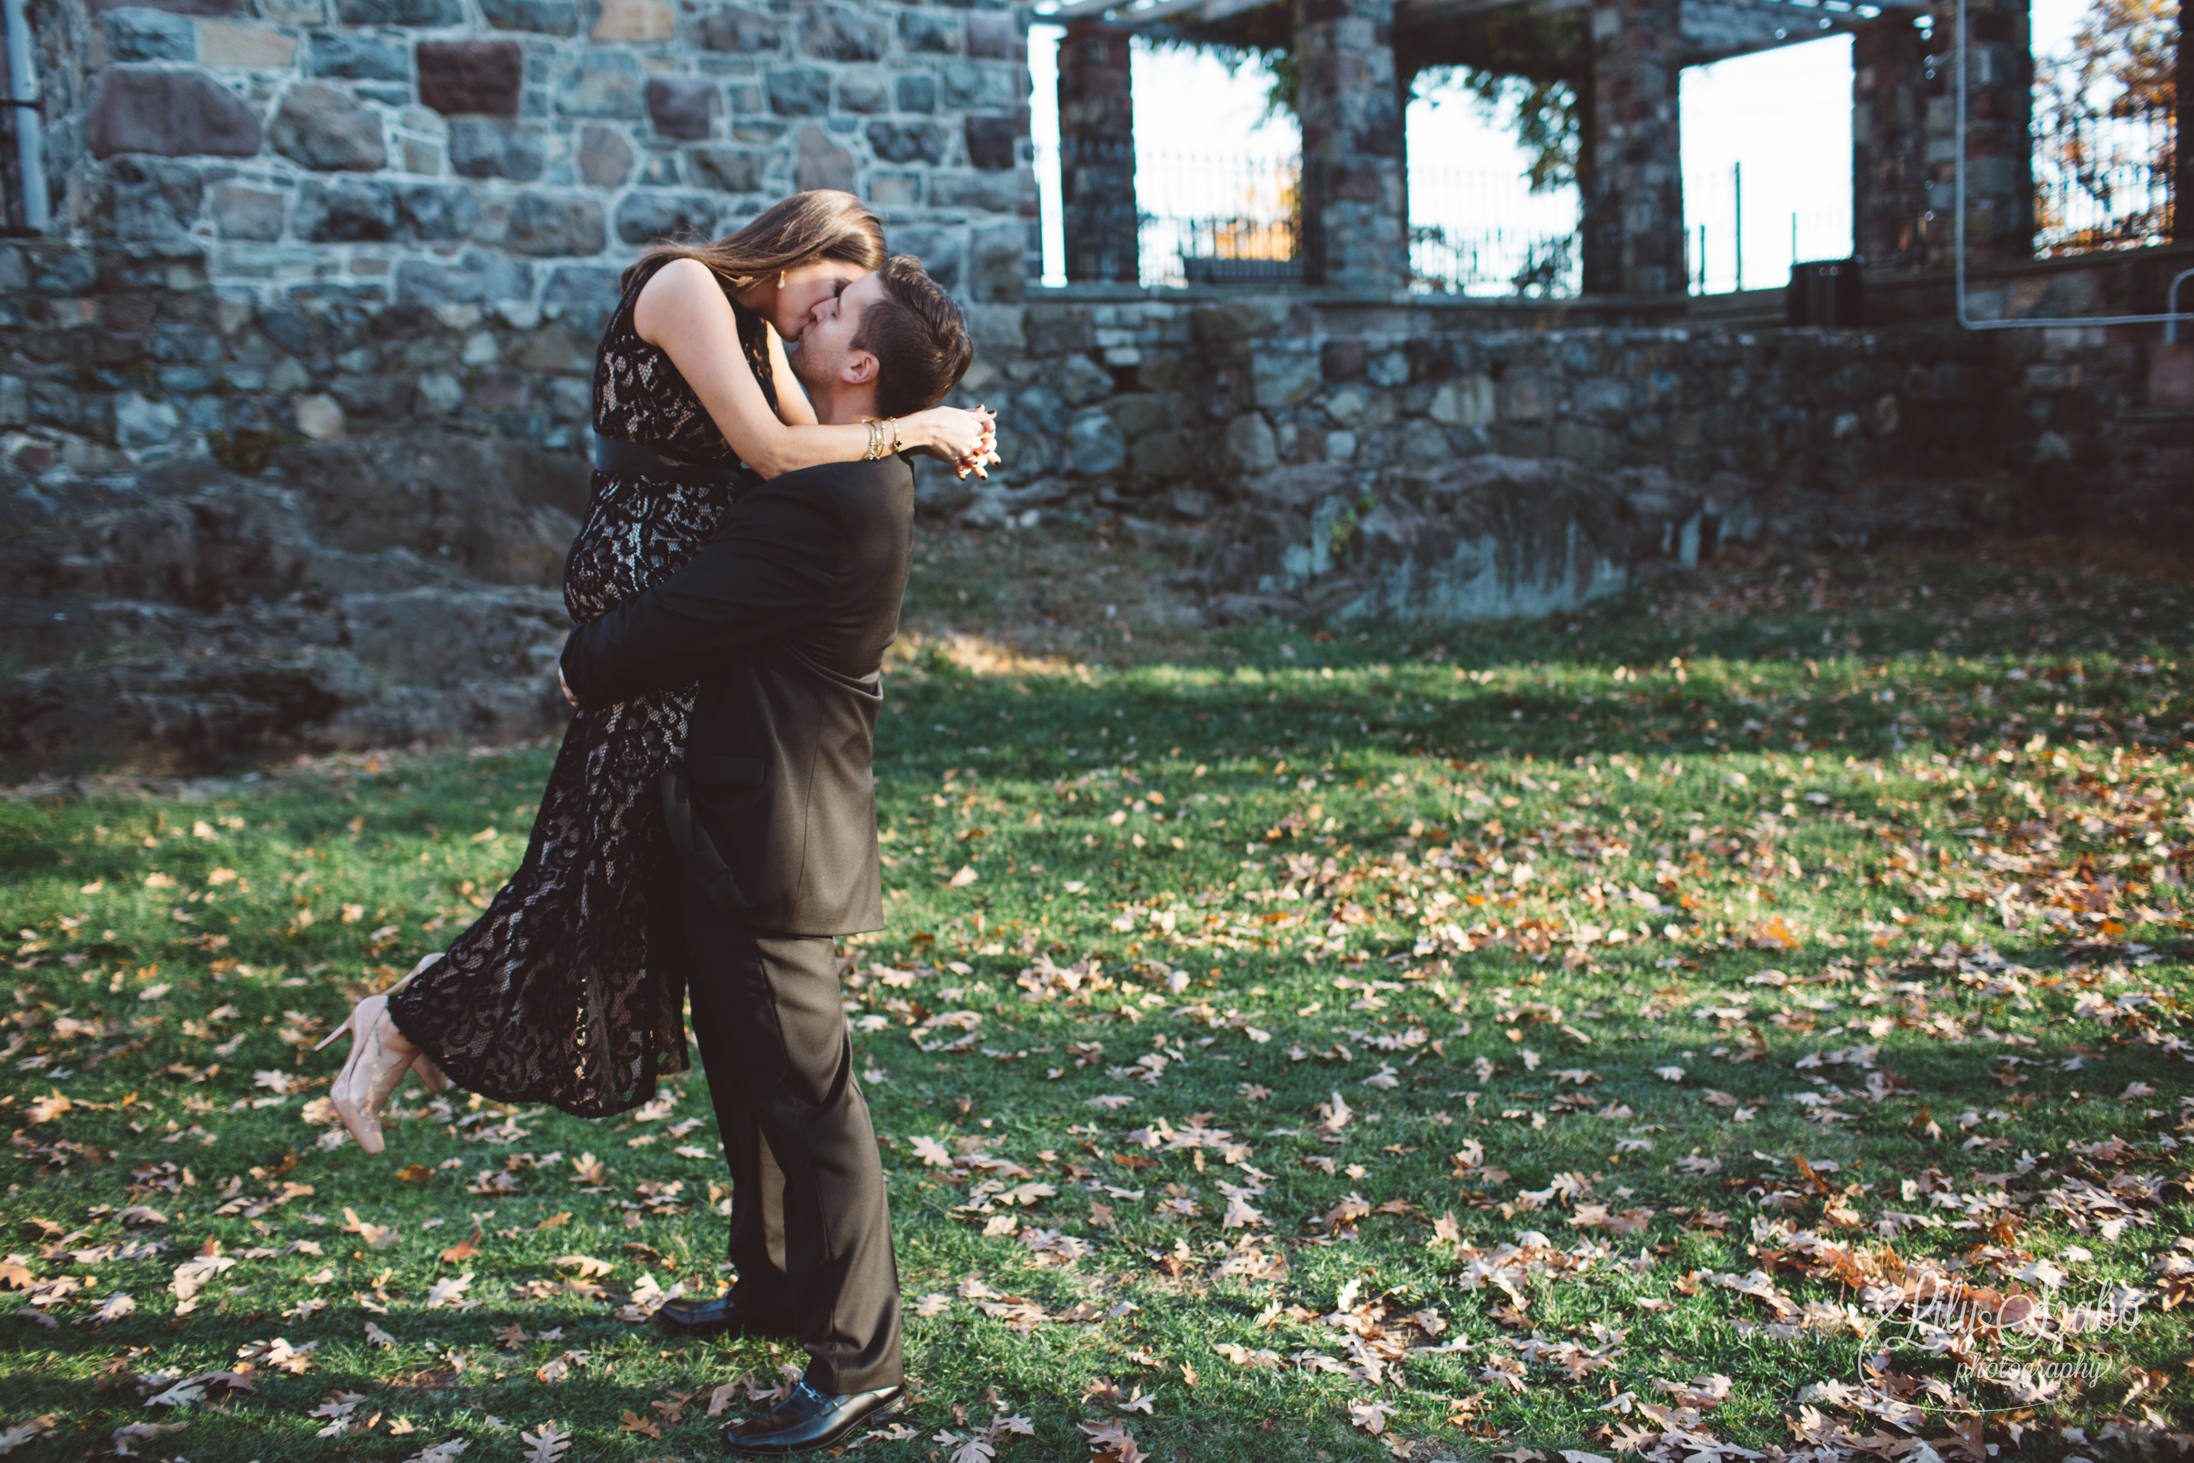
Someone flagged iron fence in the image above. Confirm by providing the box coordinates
[1408,223,1578,297]
[1406,166,1581,297]
[1133,152,1301,288]
[1130,155,1587,295]
[2034,107,2176,255]
[1044,128,2183,296]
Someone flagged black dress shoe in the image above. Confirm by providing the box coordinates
[654,1293,795,1340]
[723,1380,905,1456]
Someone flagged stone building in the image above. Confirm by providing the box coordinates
[25,0,1035,358]
[1054,0,2060,294]
[0,0,2186,770]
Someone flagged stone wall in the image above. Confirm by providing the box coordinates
[0,232,2177,524]
[0,236,609,463]
[1,226,2185,770]
[45,0,1036,309]
[947,279,2172,535]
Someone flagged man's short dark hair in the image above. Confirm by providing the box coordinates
[853,255,974,419]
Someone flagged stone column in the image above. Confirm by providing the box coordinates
[1294,0,1408,292]
[1851,15,1932,270]
[1934,0,2033,263]
[1057,21,1138,284]
[1581,0,1685,296]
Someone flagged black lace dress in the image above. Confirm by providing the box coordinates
[388,260,782,1118]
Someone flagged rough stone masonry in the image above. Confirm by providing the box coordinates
[47,0,1036,353]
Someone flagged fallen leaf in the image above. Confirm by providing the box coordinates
[85,1292,136,1327]
[423,1272,472,1309]
[24,1092,70,1125]
[1078,1418,1148,1463]
[1348,1399,1392,1435]
[109,1421,186,1457]
[0,1417,55,1453]
[520,1422,572,1461]
[340,1208,401,1248]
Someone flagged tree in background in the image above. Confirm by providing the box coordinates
[2032,0,2178,249]
[1425,72,1579,195]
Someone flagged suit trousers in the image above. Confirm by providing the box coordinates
[675,870,904,1394]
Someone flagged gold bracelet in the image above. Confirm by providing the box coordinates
[887,418,901,455]
[862,419,880,460]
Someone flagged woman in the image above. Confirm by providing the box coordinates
[317,191,996,1153]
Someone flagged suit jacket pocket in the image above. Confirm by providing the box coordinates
[684,751,765,787]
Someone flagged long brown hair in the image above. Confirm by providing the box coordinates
[620,190,887,293]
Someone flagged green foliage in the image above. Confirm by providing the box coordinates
[1419,68,1581,194]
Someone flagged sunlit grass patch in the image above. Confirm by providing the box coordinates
[0,552,2189,1461]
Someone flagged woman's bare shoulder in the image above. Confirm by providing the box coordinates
[640,256,726,305]
[634,257,733,342]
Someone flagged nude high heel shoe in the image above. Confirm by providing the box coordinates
[316,994,416,1155]
[314,953,444,1153]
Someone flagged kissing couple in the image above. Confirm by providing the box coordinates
[315,190,998,1455]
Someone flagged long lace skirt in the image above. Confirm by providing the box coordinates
[386,686,695,1118]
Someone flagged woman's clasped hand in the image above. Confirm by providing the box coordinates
[902,402,999,479]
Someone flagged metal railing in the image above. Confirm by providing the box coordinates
[1135,152,1301,288]
[2034,108,2176,256]
[1407,167,1581,297]
[1408,224,1578,297]
[1043,123,2183,300]
[1128,155,1588,295]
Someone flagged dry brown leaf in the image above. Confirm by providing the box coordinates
[520,1423,571,1462]
[1077,1418,1148,1463]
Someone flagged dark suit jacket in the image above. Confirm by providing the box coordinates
[559,455,914,936]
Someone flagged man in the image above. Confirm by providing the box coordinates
[558,255,976,1456]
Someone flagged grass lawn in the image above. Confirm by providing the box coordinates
[1,550,2189,1463]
